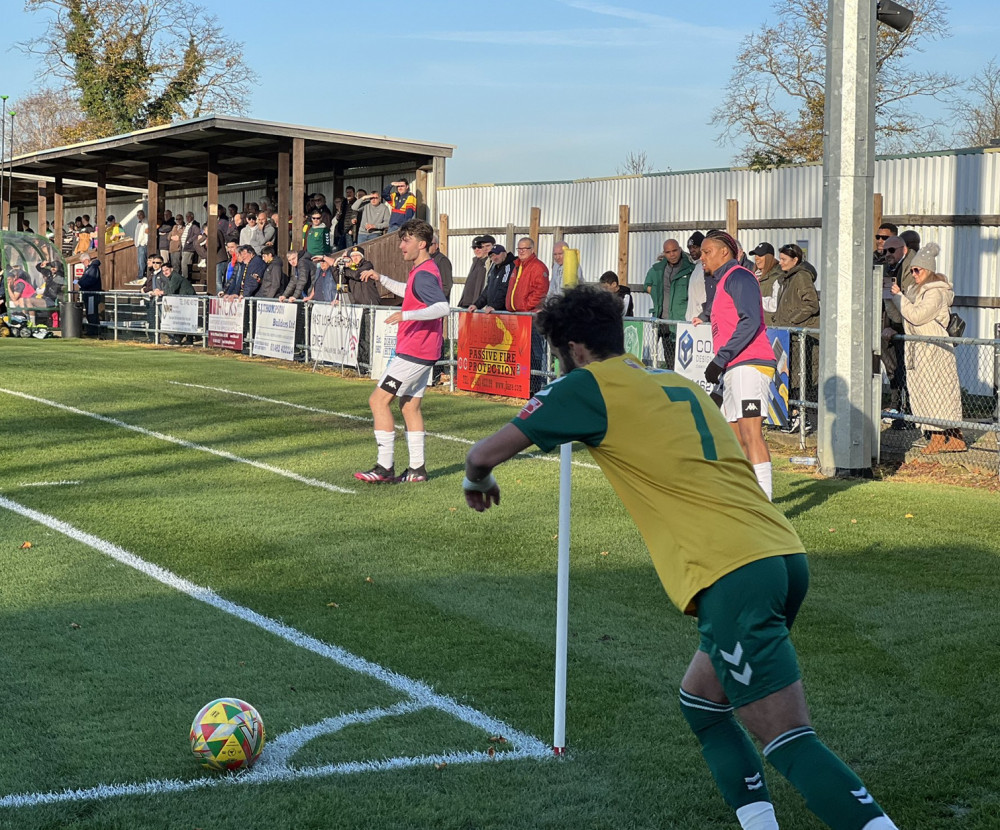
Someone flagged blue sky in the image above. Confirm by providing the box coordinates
[1,0,998,184]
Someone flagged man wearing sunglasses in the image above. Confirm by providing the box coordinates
[458,234,495,308]
[880,235,916,421]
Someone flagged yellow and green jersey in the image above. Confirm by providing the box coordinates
[510,354,803,614]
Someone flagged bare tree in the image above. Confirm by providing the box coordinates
[20,0,257,142]
[712,0,957,166]
[953,58,1000,146]
[617,150,655,176]
[9,87,88,155]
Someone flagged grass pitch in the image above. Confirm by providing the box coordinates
[1,339,998,829]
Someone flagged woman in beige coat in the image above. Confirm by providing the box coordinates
[890,242,966,452]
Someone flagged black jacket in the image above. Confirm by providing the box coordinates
[475,253,515,310]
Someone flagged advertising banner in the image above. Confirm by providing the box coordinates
[623,319,646,362]
[673,323,790,426]
[252,300,298,361]
[309,303,359,368]
[370,308,398,379]
[160,296,200,335]
[208,297,244,351]
[456,312,532,399]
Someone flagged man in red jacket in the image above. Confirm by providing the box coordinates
[506,238,550,394]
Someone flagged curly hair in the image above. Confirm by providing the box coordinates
[536,285,624,360]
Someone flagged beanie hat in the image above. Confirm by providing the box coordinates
[911,241,940,273]
[688,231,705,247]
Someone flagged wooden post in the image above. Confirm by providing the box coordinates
[96,168,107,263]
[1,192,9,230]
[333,167,344,200]
[553,226,564,246]
[37,180,48,238]
[292,138,305,253]
[618,204,630,285]
[206,152,219,289]
[16,206,25,234]
[277,144,290,258]
[506,223,516,253]
[147,163,159,235]
[438,213,449,257]
[415,167,428,222]
[53,177,64,239]
[529,207,541,245]
[873,192,883,250]
[726,199,739,238]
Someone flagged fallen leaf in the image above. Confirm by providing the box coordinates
[850,519,858,524]
[828,528,836,533]
[904,513,914,519]
[69,622,81,629]
[434,762,447,771]
[552,534,558,540]
[600,551,609,556]
[515,479,522,484]
[326,602,339,608]
[365,576,374,584]
[448,507,457,512]
[20,541,32,549]
[488,735,507,744]
[239,661,245,667]
[487,746,496,758]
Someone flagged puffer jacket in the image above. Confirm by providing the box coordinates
[774,262,820,328]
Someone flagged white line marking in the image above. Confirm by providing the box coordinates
[0,388,355,495]
[16,480,82,488]
[169,381,601,470]
[0,496,550,807]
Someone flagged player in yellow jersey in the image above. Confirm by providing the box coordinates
[463,286,898,830]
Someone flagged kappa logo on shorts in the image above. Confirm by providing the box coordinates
[380,376,402,395]
[741,399,761,418]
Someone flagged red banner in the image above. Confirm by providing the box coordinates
[457,312,532,399]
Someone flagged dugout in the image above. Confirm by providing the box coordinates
[3,116,454,290]
[0,231,69,337]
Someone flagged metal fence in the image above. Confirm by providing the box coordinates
[73,293,1000,470]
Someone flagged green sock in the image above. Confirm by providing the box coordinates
[679,689,772,810]
[764,727,886,829]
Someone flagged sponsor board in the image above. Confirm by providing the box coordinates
[457,312,531,399]
[252,301,298,361]
[160,296,200,335]
[208,297,245,351]
[309,303,359,369]
[370,309,398,379]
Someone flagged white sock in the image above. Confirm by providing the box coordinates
[861,817,899,830]
[736,801,779,830]
[753,461,773,501]
[406,431,426,469]
[375,430,395,469]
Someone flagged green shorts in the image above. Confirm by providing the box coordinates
[696,553,809,708]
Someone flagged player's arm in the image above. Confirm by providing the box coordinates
[464,424,534,512]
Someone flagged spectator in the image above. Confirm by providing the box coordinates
[353,191,390,243]
[890,242,966,452]
[312,194,334,228]
[699,230,776,499]
[5,267,46,324]
[339,195,357,250]
[162,262,196,345]
[61,223,76,257]
[874,222,898,265]
[900,229,920,253]
[36,258,67,307]
[181,212,201,280]
[469,244,515,312]
[225,212,243,245]
[685,231,708,322]
[260,212,277,254]
[883,234,916,293]
[457,234,495,308]
[507,237,551,395]
[257,248,284,299]
[304,210,332,261]
[157,210,175,262]
[383,179,417,232]
[74,220,93,256]
[75,252,103,335]
[644,238,693,365]
[131,210,149,279]
[307,253,340,303]
[343,245,380,370]
[748,242,782,328]
[239,212,264,255]
[105,215,125,246]
[548,241,583,299]
[429,234,454,301]
[774,243,820,432]
[142,254,169,337]
[219,241,239,295]
[21,219,34,233]
[224,245,264,297]
[279,249,314,302]
[599,271,634,317]
[168,215,185,271]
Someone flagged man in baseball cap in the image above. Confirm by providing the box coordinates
[459,235,497,307]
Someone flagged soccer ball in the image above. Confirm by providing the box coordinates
[189,698,265,771]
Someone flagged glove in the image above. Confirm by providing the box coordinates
[704,358,724,386]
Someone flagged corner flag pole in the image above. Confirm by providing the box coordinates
[553,441,572,755]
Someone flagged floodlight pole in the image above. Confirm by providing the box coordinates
[817,0,879,476]
[553,441,572,755]
[0,96,7,230]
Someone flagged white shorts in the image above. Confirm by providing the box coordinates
[721,364,774,423]
[377,356,432,399]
